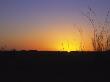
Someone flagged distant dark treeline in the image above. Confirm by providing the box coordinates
[0,50,110,57]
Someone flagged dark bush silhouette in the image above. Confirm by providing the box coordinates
[82,7,110,51]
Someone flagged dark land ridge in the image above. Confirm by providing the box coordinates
[0,50,110,81]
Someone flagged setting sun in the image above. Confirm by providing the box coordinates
[57,39,81,52]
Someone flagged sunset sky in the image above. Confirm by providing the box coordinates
[0,0,110,51]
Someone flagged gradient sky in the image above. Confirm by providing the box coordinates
[0,0,110,51]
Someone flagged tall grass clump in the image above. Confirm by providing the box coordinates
[82,7,110,51]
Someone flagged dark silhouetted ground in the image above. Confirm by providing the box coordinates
[0,51,110,81]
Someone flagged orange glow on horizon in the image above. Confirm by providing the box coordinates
[1,21,93,51]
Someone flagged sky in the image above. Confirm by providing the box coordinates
[0,0,110,51]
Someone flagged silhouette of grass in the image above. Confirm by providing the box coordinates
[82,7,110,51]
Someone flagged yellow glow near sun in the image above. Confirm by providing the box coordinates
[57,40,80,52]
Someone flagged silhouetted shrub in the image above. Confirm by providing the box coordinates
[82,7,110,51]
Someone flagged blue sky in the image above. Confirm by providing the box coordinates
[1,0,110,23]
